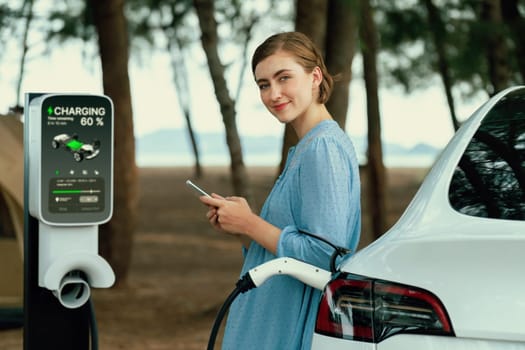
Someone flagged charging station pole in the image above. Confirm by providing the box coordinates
[23,93,115,349]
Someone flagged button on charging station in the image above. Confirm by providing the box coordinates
[79,195,99,204]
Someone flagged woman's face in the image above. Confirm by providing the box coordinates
[254,50,320,124]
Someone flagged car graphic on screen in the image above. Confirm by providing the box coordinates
[51,133,100,162]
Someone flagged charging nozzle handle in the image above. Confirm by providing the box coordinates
[247,257,331,291]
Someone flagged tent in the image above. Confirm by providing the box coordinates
[0,113,24,328]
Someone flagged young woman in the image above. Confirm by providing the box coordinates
[200,31,361,349]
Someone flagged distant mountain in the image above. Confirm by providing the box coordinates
[135,128,441,166]
[136,129,281,155]
[407,143,440,155]
[384,142,440,156]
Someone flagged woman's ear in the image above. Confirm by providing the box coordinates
[312,66,323,88]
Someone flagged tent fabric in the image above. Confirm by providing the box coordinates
[0,114,23,253]
[0,114,24,307]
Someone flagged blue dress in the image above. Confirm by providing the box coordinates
[222,120,361,349]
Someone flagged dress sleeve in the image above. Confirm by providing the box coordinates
[276,137,359,270]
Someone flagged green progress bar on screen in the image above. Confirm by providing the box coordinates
[52,189,101,194]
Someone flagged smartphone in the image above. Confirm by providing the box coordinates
[185,179,211,197]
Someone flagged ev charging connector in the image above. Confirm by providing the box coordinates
[27,93,115,309]
[247,257,331,290]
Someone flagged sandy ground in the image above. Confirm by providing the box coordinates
[0,165,426,349]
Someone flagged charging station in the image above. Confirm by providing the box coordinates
[24,93,115,349]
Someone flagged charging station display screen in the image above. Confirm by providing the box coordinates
[40,95,113,224]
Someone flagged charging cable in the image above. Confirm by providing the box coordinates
[88,298,98,350]
[298,229,352,273]
[207,257,331,350]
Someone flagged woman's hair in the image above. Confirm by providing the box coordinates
[251,31,334,104]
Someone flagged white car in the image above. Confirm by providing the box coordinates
[311,86,525,349]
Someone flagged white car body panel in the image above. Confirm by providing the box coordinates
[378,334,525,350]
[312,334,525,350]
[312,86,525,348]
[311,334,375,349]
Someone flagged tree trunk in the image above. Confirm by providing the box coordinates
[90,0,139,285]
[359,0,388,239]
[422,0,460,131]
[182,108,202,179]
[193,0,251,199]
[501,0,525,83]
[15,0,34,108]
[481,0,510,94]
[295,0,328,52]
[324,0,358,129]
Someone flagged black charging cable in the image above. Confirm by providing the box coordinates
[88,298,99,350]
[206,229,351,350]
[298,229,352,273]
[206,274,256,350]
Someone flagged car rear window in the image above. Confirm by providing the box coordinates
[449,89,525,220]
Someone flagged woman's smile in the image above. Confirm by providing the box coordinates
[272,101,289,112]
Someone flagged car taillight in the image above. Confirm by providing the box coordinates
[315,273,455,343]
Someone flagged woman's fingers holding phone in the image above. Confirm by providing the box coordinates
[199,193,224,207]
